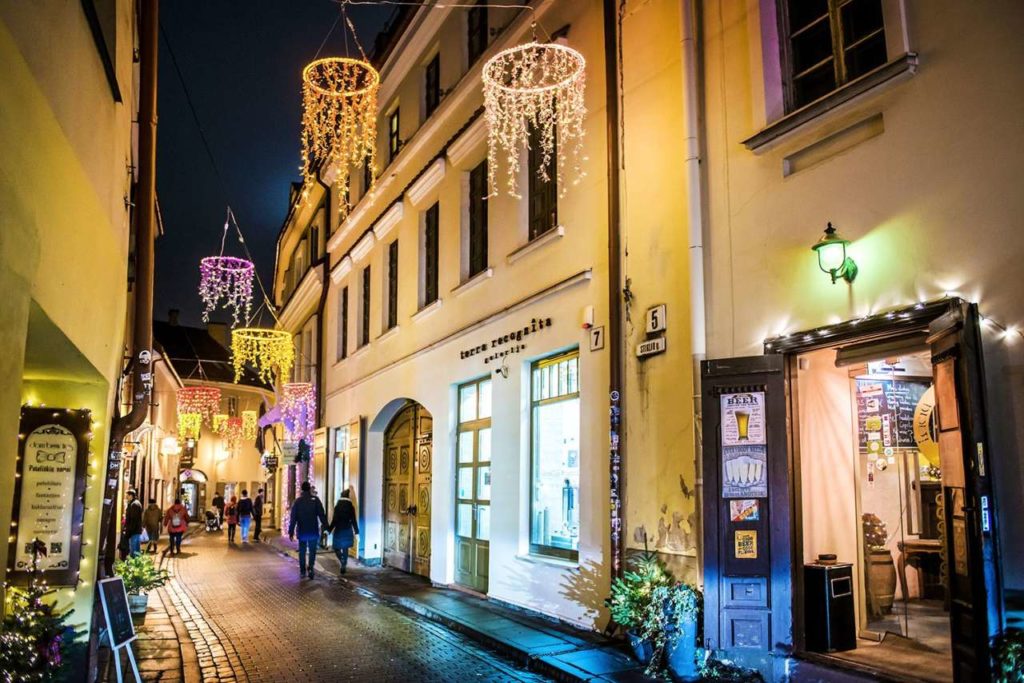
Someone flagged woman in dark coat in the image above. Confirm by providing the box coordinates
[327,489,359,574]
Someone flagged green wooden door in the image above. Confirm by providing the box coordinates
[455,378,491,593]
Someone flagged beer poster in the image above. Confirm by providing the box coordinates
[721,392,765,446]
[735,530,758,559]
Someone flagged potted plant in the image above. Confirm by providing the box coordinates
[606,551,673,666]
[993,628,1024,683]
[113,554,169,617]
[862,513,896,614]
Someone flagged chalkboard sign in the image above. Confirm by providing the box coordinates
[855,379,929,451]
[99,577,136,648]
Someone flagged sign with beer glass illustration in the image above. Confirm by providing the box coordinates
[721,392,767,498]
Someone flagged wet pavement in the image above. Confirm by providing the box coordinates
[157,529,548,682]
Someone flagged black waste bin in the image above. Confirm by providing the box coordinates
[804,562,856,652]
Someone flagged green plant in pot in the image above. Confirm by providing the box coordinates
[606,551,702,679]
[993,628,1024,683]
[862,513,896,615]
[113,554,169,616]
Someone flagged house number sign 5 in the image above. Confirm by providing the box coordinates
[646,304,666,333]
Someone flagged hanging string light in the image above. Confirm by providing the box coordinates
[301,56,379,219]
[212,414,228,434]
[199,256,254,327]
[482,39,587,198]
[281,382,316,444]
[176,387,221,423]
[231,328,294,384]
[242,410,259,442]
[177,413,202,442]
[220,416,244,448]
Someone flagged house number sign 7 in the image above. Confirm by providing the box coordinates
[646,304,667,333]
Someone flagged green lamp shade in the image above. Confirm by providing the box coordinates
[816,241,847,272]
[811,222,857,284]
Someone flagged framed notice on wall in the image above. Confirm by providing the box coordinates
[720,392,767,498]
[7,406,91,585]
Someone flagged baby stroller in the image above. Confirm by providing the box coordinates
[204,509,221,532]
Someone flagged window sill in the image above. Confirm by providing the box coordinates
[506,226,565,265]
[742,53,919,153]
[516,553,579,570]
[350,344,371,359]
[376,325,400,343]
[451,268,493,297]
[411,299,443,323]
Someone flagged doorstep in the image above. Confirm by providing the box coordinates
[264,532,652,682]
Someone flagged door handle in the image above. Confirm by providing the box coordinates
[407,505,418,515]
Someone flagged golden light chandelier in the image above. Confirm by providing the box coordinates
[301,57,380,219]
[176,386,222,423]
[178,413,202,442]
[482,41,587,198]
[242,410,259,442]
[231,328,294,384]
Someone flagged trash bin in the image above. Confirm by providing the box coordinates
[804,562,856,652]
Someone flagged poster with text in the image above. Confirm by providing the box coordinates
[722,444,768,498]
[721,392,765,446]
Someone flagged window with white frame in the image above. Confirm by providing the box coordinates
[360,265,371,347]
[337,285,349,361]
[529,350,580,560]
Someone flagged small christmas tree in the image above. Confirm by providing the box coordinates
[862,513,888,551]
[0,539,73,681]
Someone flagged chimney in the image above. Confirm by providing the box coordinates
[168,308,180,326]
[207,321,229,349]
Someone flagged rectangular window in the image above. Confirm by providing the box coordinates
[423,203,440,306]
[467,1,489,66]
[363,160,374,198]
[361,266,371,346]
[780,0,887,111]
[387,240,399,330]
[338,286,349,360]
[530,350,580,560]
[456,377,492,544]
[389,108,401,162]
[528,126,558,241]
[468,161,489,278]
[424,53,441,118]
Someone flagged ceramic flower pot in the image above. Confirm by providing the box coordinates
[127,592,149,616]
[666,613,700,682]
[626,630,654,665]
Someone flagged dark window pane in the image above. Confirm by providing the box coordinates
[786,0,828,32]
[425,54,441,117]
[424,204,439,305]
[791,17,834,75]
[844,31,887,80]
[361,266,371,346]
[389,109,401,162]
[528,127,557,241]
[468,3,488,65]
[363,160,373,197]
[793,62,838,107]
[841,0,884,45]
[340,286,348,359]
[387,241,399,329]
[469,161,488,277]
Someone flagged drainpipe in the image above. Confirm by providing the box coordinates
[603,0,626,580]
[680,0,708,575]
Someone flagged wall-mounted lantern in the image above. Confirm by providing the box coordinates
[811,222,858,284]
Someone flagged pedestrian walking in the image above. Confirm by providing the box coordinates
[238,490,254,543]
[253,488,265,542]
[225,495,239,543]
[212,491,225,525]
[124,489,144,556]
[143,498,162,553]
[164,498,189,555]
[327,488,359,575]
[288,481,327,579]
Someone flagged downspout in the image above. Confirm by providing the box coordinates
[603,0,626,580]
[97,0,158,578]
[680,0,708,575]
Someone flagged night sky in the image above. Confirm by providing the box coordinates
[155,1,393,327]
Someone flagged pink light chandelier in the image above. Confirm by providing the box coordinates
[199,255,254,327]
[176,386,221,424]
[281,382,316,444]
[220,416,244,448]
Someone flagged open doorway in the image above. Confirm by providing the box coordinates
[796,347,951,681]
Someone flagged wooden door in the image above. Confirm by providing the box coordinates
[383,404,432,577]
[455,379,492,593]
[928,303,1000,681]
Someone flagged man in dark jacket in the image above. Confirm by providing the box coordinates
[252,488,264,542]
[288,481,327,579]
[212,492,225,525]
[124,489,144,557]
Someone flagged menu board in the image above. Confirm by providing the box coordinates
[99,577,137,648]
[7,407,90,585]
[855,379,930,451]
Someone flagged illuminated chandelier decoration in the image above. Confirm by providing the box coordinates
[301,57,380,219]
[199,256,255,326]
[177,386,222,424]
[242,410,259,442]
[281,382,316,444]
[212,413,228,434]
[178,413,202,441]
[482,40,587,198]
[231,328,294,384]
[220,416,244,448]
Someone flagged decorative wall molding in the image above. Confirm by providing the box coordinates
[372,202,405,241]
[406,158,447,209]
[447,117,487,169]
[329,255,353,284]
[507,226,565,264]
[278,267,324,332]
[351,232,376,263]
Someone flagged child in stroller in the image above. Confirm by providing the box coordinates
[204,509,221,531]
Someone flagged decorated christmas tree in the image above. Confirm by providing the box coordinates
[0,539,73,681]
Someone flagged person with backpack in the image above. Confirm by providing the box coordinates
[224,495,239,543]
[327,488,359,575]
[288,481,327,579]
[252,488,265,543]
[237,490,254,543]
[164,498,189,555]
[124,489,144,556]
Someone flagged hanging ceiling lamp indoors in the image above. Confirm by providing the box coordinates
[482,38,587,198]
[231,328,294,384]
[301,56,380,219]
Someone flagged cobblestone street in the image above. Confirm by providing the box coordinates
[153,530,547,682]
